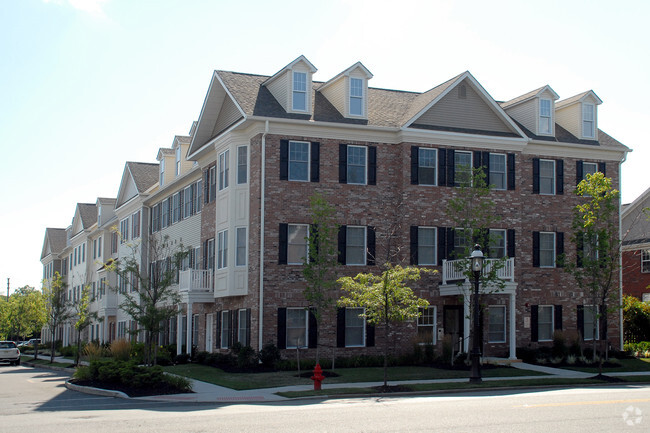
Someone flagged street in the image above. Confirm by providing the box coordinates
[1,364,649,432]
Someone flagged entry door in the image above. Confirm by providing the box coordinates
[443,306,464,352]
[205,313,214,353]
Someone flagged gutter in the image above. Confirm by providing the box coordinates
[259,120,269,353]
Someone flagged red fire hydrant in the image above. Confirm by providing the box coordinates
[311,363,325,390]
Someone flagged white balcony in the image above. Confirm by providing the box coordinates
[441,258,515,285]
[179,269,214,302]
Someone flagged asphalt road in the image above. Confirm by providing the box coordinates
[2,364,650,432]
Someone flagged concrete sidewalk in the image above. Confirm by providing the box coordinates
[22,354,650,404]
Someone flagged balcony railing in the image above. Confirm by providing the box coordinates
[441,258,515,285]
[179,269,213,293]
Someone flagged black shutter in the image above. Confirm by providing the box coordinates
[339,144,347,183]
[532,158,540,194]
[308,308,317,349]
[507,153,515,190]
[410,226,418,265]
[278,223,288,265]
[411,146,419,185]
[447,149,455,187]
[203,239,208,269]
[336,308,345,348]
[473,151,482,170]
[576,231,584,267]
[338,226,347,265]
[438,148,447,186]
[204,169,209,204]
[366,226,376,266]
[310,142,320,183]
[277,308,287,349]
[554,305,563,331]
[216,310,221,349]
[556,159,564,195]
[507,229,515,258]
[531,305,539,342]
[576,161,584,185]
[230,310,236,348]
[556,232,564,268]
[246,309,251,347]
[598,162,606,176]
[366,322,375,347]
[446,227,455,260]
[368,146,377,185]
[532,231,540,267]
[577,305,585,340]
[280,140,289,180]
[437,226,447,265]
[481,151,490,181]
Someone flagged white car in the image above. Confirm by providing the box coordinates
[0,341,21,365]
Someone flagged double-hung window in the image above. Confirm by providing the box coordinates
[289,141,309,181]
[454,151,472,186]
[219,150,229,191]
[582,103,595,138]
[236,227,247,266]
[642,250,650,273]
[287,224,309,265]
[539,98,552,135]
[132,211,141,239]
[539,159,556,195]
[286,308,308,348]
[162,198,170,228]
[237,146,247,184]
[172,192,181,223]
[453,228,470,258]
[538,232,556,268]
[292,71,307,111]
[175,145,181,176]
[488,306,506,343]
[349,77,363,116]
[347,145,367,185]
[488,229,506,259]
[120,218,129,243]
[489,153,506,190]
[583,305,598,340]
[417,306,436,344]
[346,226,366,265]
[538,305,554,341]
[206,238,215,270]
[345,307,365,347]
[417,227,436,265]
[217,230,228,269]
[159,159,165,186]
[581,162,598,181]
[220,311,230,349]
[238,309,249,346]
[418,148,436,186]
[183,186,193,218]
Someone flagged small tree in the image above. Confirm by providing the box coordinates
[4,286,46,343]
[106,233,187,366]
[43,272,73,363]
[338,264,430,388]
[72,284,98,366]
[563,172,620,366]
[302,192,339,364]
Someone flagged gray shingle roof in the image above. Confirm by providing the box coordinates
[500,86,546,109]
[78,203,97,229]
[42,228,67,259]
[127,162,159,193]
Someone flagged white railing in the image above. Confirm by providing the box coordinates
[442,258,515,285]
[179,269,213,292]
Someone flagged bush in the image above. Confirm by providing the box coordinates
[552,331,568,358]
[624,295,650,343]
[258,343,280,369]
[110,339,131,361]
[174,353,191,364]
[231,343,256,369]
[60,345,77,358]
[82,342,105,362]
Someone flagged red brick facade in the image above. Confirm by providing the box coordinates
[622,249,650,300]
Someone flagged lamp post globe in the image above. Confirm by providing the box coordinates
[469,244,484,383]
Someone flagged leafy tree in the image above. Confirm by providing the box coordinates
[622,295,650,343]
[302,192,339,363]
[43,272,73,363]
[72,284,98,366]
[563,172,620,364]
[0,297,10,340]
[106,233,188,366]
[4,286,46,343]
[338,264,430,387]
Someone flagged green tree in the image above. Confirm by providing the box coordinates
[106,233,187,366]
[43,272,73,363]
[0,297,9,340]
[72,284,98,366]
[338,264,430,387]
[4,286,46,342]
[622,295,650,343]
[302,192,339,363]
[563,172,620,365]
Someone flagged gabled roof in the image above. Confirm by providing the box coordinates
[622,187,650,245]
[41,227,67,260]
[501,85,560,109]
[317,61,373,92]
[262,55,317,87]
[115,162,159,208]
[78,203,98,229]
[556,90,603,109]
[157,148,174,160]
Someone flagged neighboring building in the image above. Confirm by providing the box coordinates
[622,188,650,301]
[41,56,630,359]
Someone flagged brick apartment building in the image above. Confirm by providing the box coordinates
[622,188,650,301]
[41,55,629,359]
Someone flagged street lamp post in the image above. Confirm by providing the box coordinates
[469,244,484,383]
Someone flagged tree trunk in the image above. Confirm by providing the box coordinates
[75,329,82,366]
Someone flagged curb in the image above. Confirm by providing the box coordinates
[65,379,131,399]
[21,360,76,375]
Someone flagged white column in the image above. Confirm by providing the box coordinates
[463,294,471,353]
[176,306,182,355]
[186,302,193,355]
[509,293,517,359]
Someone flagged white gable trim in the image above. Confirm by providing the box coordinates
[317,61,373,92]
[262,55,317,87]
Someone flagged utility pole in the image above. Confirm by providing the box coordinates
[6,278,9,301]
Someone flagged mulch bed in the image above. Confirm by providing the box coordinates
[70,379,193,398]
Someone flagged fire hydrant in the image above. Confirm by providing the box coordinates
[311,363,325,390]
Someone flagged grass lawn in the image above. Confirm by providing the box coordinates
[563,358,650,373]
[163,364,546,390]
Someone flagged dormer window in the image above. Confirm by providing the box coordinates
[175,146,181,176]
[292,71,307,111]
[350,77,363,116]
[159,159,165,186]
[539,98,552,135]
[582,103,595,138]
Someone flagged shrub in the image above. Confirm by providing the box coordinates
[110,339,131,361]
[258,343,280,369]
[174,353,191,364]
[552,331,567,359]
[60,345,77,358]
[234,345,256,369]
[82,342,105,362]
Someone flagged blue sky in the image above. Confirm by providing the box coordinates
[1,0,648,292]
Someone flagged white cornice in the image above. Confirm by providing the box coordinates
[145,166,202,204]
[523,140,628,161]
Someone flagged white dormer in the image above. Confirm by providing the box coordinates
[556,90,602,140]
[501,85,559,136]
[156,148,175,187]
[263,55,317,115]
[318,62,373,119]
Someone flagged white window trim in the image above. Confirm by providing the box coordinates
[418,148,437,187]
[539,159,556,196]
[286,307,308,349]
[344,307,366,348]
[488,229,506,259]
[287,223,309,265]
[346,226,367,266]
[417,226,437,266]
[220,310,230,349]
[454,150,473,186]
[582,103,595,139]
[175,146,182,176]
[539,232,556,268]
[218,150,229,191]
[539,98,552,135]
[489,153,507,191]
[582,162,598,181]
[292,71,308,112]
[417,305,437,345]
[642,250,650,273]
[349,77,364,117]
[238,309,248,345]
[237,146,247,185]
[288,140,310,182]
[235,227,247,267]
[488,305,506,343]
[159,158,165,186]
[217,230,228,270]
[583,305,599,341]
[346,145,368,186]
[538,305,554,342]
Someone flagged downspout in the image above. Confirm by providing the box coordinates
[259,120,269,353]
[618,153,628,350]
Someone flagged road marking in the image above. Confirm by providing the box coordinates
[516,398,650,408]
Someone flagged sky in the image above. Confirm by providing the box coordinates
[1,0,648,293]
